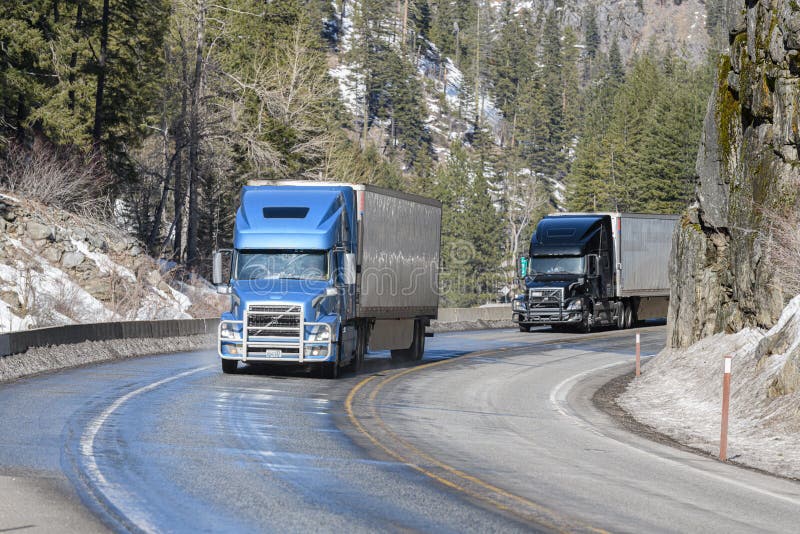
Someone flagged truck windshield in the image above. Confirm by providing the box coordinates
[529,256,585,275]
[235,249,328,281]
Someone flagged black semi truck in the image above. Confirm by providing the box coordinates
[512,213,678,333]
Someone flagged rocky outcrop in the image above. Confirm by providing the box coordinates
[514,0,710,65]
[669,0,800,350]
[0,193,219,331]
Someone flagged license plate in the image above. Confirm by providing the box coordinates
[263,350,282,358]
[531,291,543,297]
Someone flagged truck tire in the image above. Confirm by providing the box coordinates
[391,320,424,363]
[221,359,238,374]
[356,324,368,369]
[623,302,634,329]
[346,324,367,373]
[320,362,339,379]
[616,302,626,330]
[580,310,594,333]
[519,323,532,333]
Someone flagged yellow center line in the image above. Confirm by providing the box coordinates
[345,342,616,534]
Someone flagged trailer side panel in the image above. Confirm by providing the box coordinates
[358,188,441,319]
[618,214,678,296]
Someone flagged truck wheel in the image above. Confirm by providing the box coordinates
[519,323,532,333]
[347,324,367,372]
[623,303,634,329]
[319,357,339,379]
[221,359,238,374]
[616,302,626,330]
[580,310,594,333]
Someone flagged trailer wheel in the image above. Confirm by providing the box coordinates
[221,359,238,374]
[519,323,532,333]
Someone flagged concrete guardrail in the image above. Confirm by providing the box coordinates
[0,318,220,358]
[436,305,511,323]
[0,306,512,358]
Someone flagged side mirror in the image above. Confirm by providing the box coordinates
[343,253,357,285]
[212,249,232,287]
[517,256,529,278]
[587,254,600,277]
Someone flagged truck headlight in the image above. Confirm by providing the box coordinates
[313,329,330,342]
[220,325,242,340]
[566,299,583,311]
[512,300,526,312]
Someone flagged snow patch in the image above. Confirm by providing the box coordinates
[620,296,800,479]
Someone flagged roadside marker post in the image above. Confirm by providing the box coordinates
[720,354,732,462]
[635,333,641,377]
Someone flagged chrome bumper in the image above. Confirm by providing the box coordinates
[217,319,334,363]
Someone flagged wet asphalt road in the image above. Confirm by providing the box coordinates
[1,325,799,532]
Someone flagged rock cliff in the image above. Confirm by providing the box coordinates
[0,193,225,332]
[668,0,800,351]
[510,0,711,64]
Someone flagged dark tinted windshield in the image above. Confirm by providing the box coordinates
[235,250,328,281]
[530,256,584,275]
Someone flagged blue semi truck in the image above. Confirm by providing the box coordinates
[212,181,441,377]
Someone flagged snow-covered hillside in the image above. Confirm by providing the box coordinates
[0,193,225,333]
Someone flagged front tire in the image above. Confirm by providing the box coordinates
[221,358,238,374]
[519,323,532,333]
[346,323,367,373]
[580,310,594,333]
[319,361,339,379]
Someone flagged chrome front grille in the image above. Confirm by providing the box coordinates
[246,304,302,338]
[528,288,564,309]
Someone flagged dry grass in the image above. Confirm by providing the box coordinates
[0,140,111,217]
[764,181,800,299]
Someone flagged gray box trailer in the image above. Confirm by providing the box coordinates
[610,213,678,320]
[612,213,678,297]
[357,186,441,319]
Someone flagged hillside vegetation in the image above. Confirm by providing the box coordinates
[1,0,725,307]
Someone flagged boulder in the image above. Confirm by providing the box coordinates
[72,227,87,241]
[42,247,63,264]
[0,202,15,222]
[129,245,143,257]
[110,238,127,254]
[145,269,162,286]
[0,291,20,310]
[83,277,112,301]
[87,233,107,251]
[61,251,86,269]
[25,222,54,241]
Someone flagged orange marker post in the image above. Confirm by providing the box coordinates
[635,333,641,377]
[720,354,732,461]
